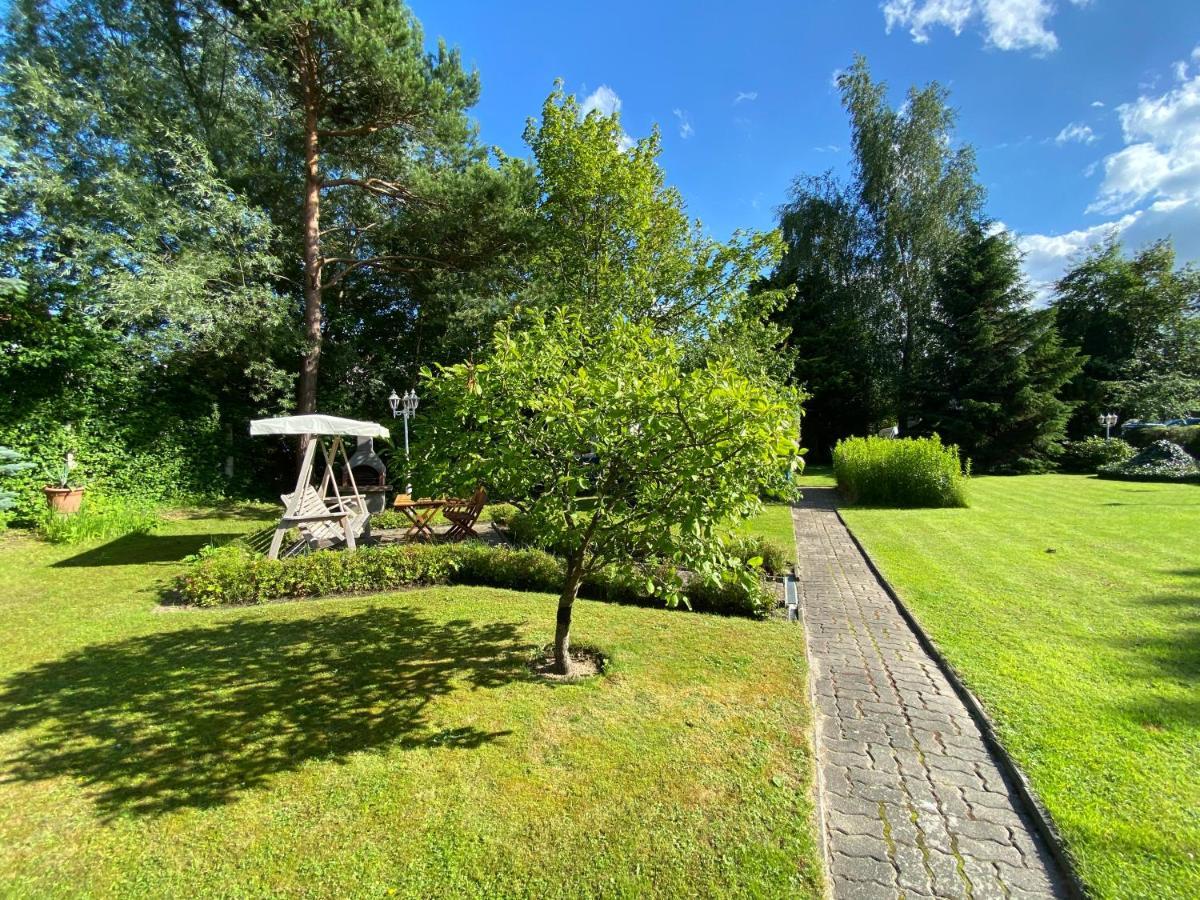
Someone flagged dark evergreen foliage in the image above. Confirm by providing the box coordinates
[913,223,1081,473]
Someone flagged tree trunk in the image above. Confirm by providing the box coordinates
[296,29,322,419]
[554,557,584,676]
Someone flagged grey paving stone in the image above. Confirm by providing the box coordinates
[830,852,896,886]
[791,491,1067,900]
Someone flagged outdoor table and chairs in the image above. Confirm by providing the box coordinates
[392,497,447,542]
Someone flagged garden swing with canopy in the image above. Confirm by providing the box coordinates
[249,414,390,560]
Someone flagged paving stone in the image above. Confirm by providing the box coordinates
[827,809,886,840]
[953,817,1012,844]
[830,852,896,886]
[791,490,1067,900]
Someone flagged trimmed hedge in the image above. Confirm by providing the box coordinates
[1123,425,1200,458]
[833,435,969,508]
[170,542,777,618]
[1058,437,1136,473]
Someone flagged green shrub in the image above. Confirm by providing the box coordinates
[683,573,777,619]
[725,533,790,576]
[37,494,161,544]
[484,503,520,526]
[1059,437,1137,473]
[451,542,565,593]
[171,540,777,619]
[1123,425,1200,458]
[174,542,463,607]
[1098,440,1200,483]
[833,435,969,508]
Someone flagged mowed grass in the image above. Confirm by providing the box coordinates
[838,475,1200,899]
[733,467,837,564]
[0,510,822,899]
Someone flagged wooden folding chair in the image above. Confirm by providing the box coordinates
[443,486,487,541]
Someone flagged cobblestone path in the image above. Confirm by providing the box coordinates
[793,488,1068,900]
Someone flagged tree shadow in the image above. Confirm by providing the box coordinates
[0,607,524,819]
[51,533,245,567]
[1113,569,1200,727]
[168,503,278,521]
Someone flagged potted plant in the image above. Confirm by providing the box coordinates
[43,451,84,515]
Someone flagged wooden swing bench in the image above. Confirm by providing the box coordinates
[250,414,388,560]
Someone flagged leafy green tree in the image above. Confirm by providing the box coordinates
[838,56,983,432]
[223,0,485,414]
[761,174,892,460]
[503,87,791,380]
[421,310,803,675]
[1053,237,1200,433]
[912,223,1081,472]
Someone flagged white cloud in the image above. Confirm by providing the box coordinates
[734,91,758,104]
[813,144,841,153]
[1091,100,1105,108]
[1088,54,1200,214]
[882,0,1090,54]
[672,108,694,139]
[1017,47,1200,296]
[1016,215,1137,299]
[580,85,621,118]
[1055,121,1098,145]
[579,85,634,151]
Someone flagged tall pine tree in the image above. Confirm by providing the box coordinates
[914,223,1081,473]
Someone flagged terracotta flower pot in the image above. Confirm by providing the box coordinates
[43,486,85,515]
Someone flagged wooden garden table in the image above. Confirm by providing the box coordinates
[392,498,447,542]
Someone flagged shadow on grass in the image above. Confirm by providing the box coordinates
[168,503,279,521]
[1116,569,1200,727]
[0,607,524,819]
[51,532,245,568]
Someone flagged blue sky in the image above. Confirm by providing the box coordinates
[411,0,1200,293]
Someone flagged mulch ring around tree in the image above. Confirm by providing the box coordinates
[528,644,606,682]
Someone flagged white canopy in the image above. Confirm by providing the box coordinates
[249,414,390,439]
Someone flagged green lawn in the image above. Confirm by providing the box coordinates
[733,467,837,563]
[838,474,1200,899]
[0,510,821,898]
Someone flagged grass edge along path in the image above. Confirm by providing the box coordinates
[838,474,1200,900]
[0,510,824,898]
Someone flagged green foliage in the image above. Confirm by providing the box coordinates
[174,542,460,607]
[913,222,1081,473]
[833,436,969,508]
[1052,238,1200,436]
[1123,425,1200,456]
[37,495,160,544]
[767,57,987,457]
[506,87,791,381]
[0,0,536,505]
[0,446,34,516]
[419,308,804,608]
[1058,437,1136,473]
[171,540,775,618]
[838,56,984,430]
[1098,441,1200,483]
[761,174,891,459]
[724,533,791,576]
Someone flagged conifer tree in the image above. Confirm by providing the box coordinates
[914,223,1081,472]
